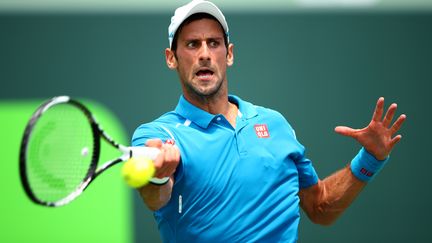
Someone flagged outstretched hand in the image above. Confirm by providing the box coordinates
[335,97,406,160]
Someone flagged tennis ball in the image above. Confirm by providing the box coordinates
[122,157,155,188]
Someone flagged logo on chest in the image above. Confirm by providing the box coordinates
[254,124,270,138]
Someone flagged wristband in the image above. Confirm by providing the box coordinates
[149,177,170,186]
[350,147,389,182]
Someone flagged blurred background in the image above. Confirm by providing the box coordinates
[1,0,431,242]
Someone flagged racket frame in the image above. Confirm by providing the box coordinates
[19,96,162,207]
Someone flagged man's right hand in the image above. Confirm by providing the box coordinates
[138,139,180,211]
[145,139,181,180]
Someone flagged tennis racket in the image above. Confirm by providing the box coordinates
[19,96,168,207]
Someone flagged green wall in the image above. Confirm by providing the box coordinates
[0,100,132,242]
[1,11,431,242]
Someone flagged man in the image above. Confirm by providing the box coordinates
[132,0,406,242]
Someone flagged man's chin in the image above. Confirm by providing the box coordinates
[192,87,221,98]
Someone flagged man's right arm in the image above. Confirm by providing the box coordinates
[138,178,175,211]
[137,139,181,211]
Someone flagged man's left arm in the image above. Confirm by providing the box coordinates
[299,97,406,225]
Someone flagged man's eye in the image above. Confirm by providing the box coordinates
[209,41,219,47]
[187,42,197,48]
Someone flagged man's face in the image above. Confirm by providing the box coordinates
[166,18,234,99]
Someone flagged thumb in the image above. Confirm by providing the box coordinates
[334,126,356,137]
[145,138,163,149]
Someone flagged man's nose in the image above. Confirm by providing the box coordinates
[198,42,211,62]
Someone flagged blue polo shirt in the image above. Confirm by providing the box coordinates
[132,95,318,243]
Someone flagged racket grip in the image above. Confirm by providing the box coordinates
[129,146,160,160]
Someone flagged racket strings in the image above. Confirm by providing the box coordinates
[26,103,95,203]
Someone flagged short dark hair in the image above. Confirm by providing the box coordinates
[171,13,229,52]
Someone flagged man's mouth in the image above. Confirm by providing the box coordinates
[196,69,214,79]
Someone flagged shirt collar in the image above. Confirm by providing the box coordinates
[228,95,258,120]
[175,95,258,129]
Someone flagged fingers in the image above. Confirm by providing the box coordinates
[371,97,385,122]
[390,114,407,135]
[382,103,397,127]
[144,139,180,178]
[389,134,402,150]
[154,144,181,178]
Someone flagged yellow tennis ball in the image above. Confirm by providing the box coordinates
[122,157,155,188]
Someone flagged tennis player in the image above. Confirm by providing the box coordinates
[132,0,406,242]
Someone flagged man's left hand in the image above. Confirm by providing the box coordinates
[335,97,407,160]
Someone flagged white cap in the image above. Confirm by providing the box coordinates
[168,0,229,48]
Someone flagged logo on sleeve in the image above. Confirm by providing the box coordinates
[254,124,270,138]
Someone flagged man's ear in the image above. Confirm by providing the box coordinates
[226,43,234,67]
[165,48,178,69]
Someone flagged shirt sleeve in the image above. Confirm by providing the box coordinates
[295,155,319,189]
[275,111,319,189]
[131,122,174,147]
[288,127,319,188]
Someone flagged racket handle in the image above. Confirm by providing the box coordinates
[128,146,170,185]
[129,146,160,160]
